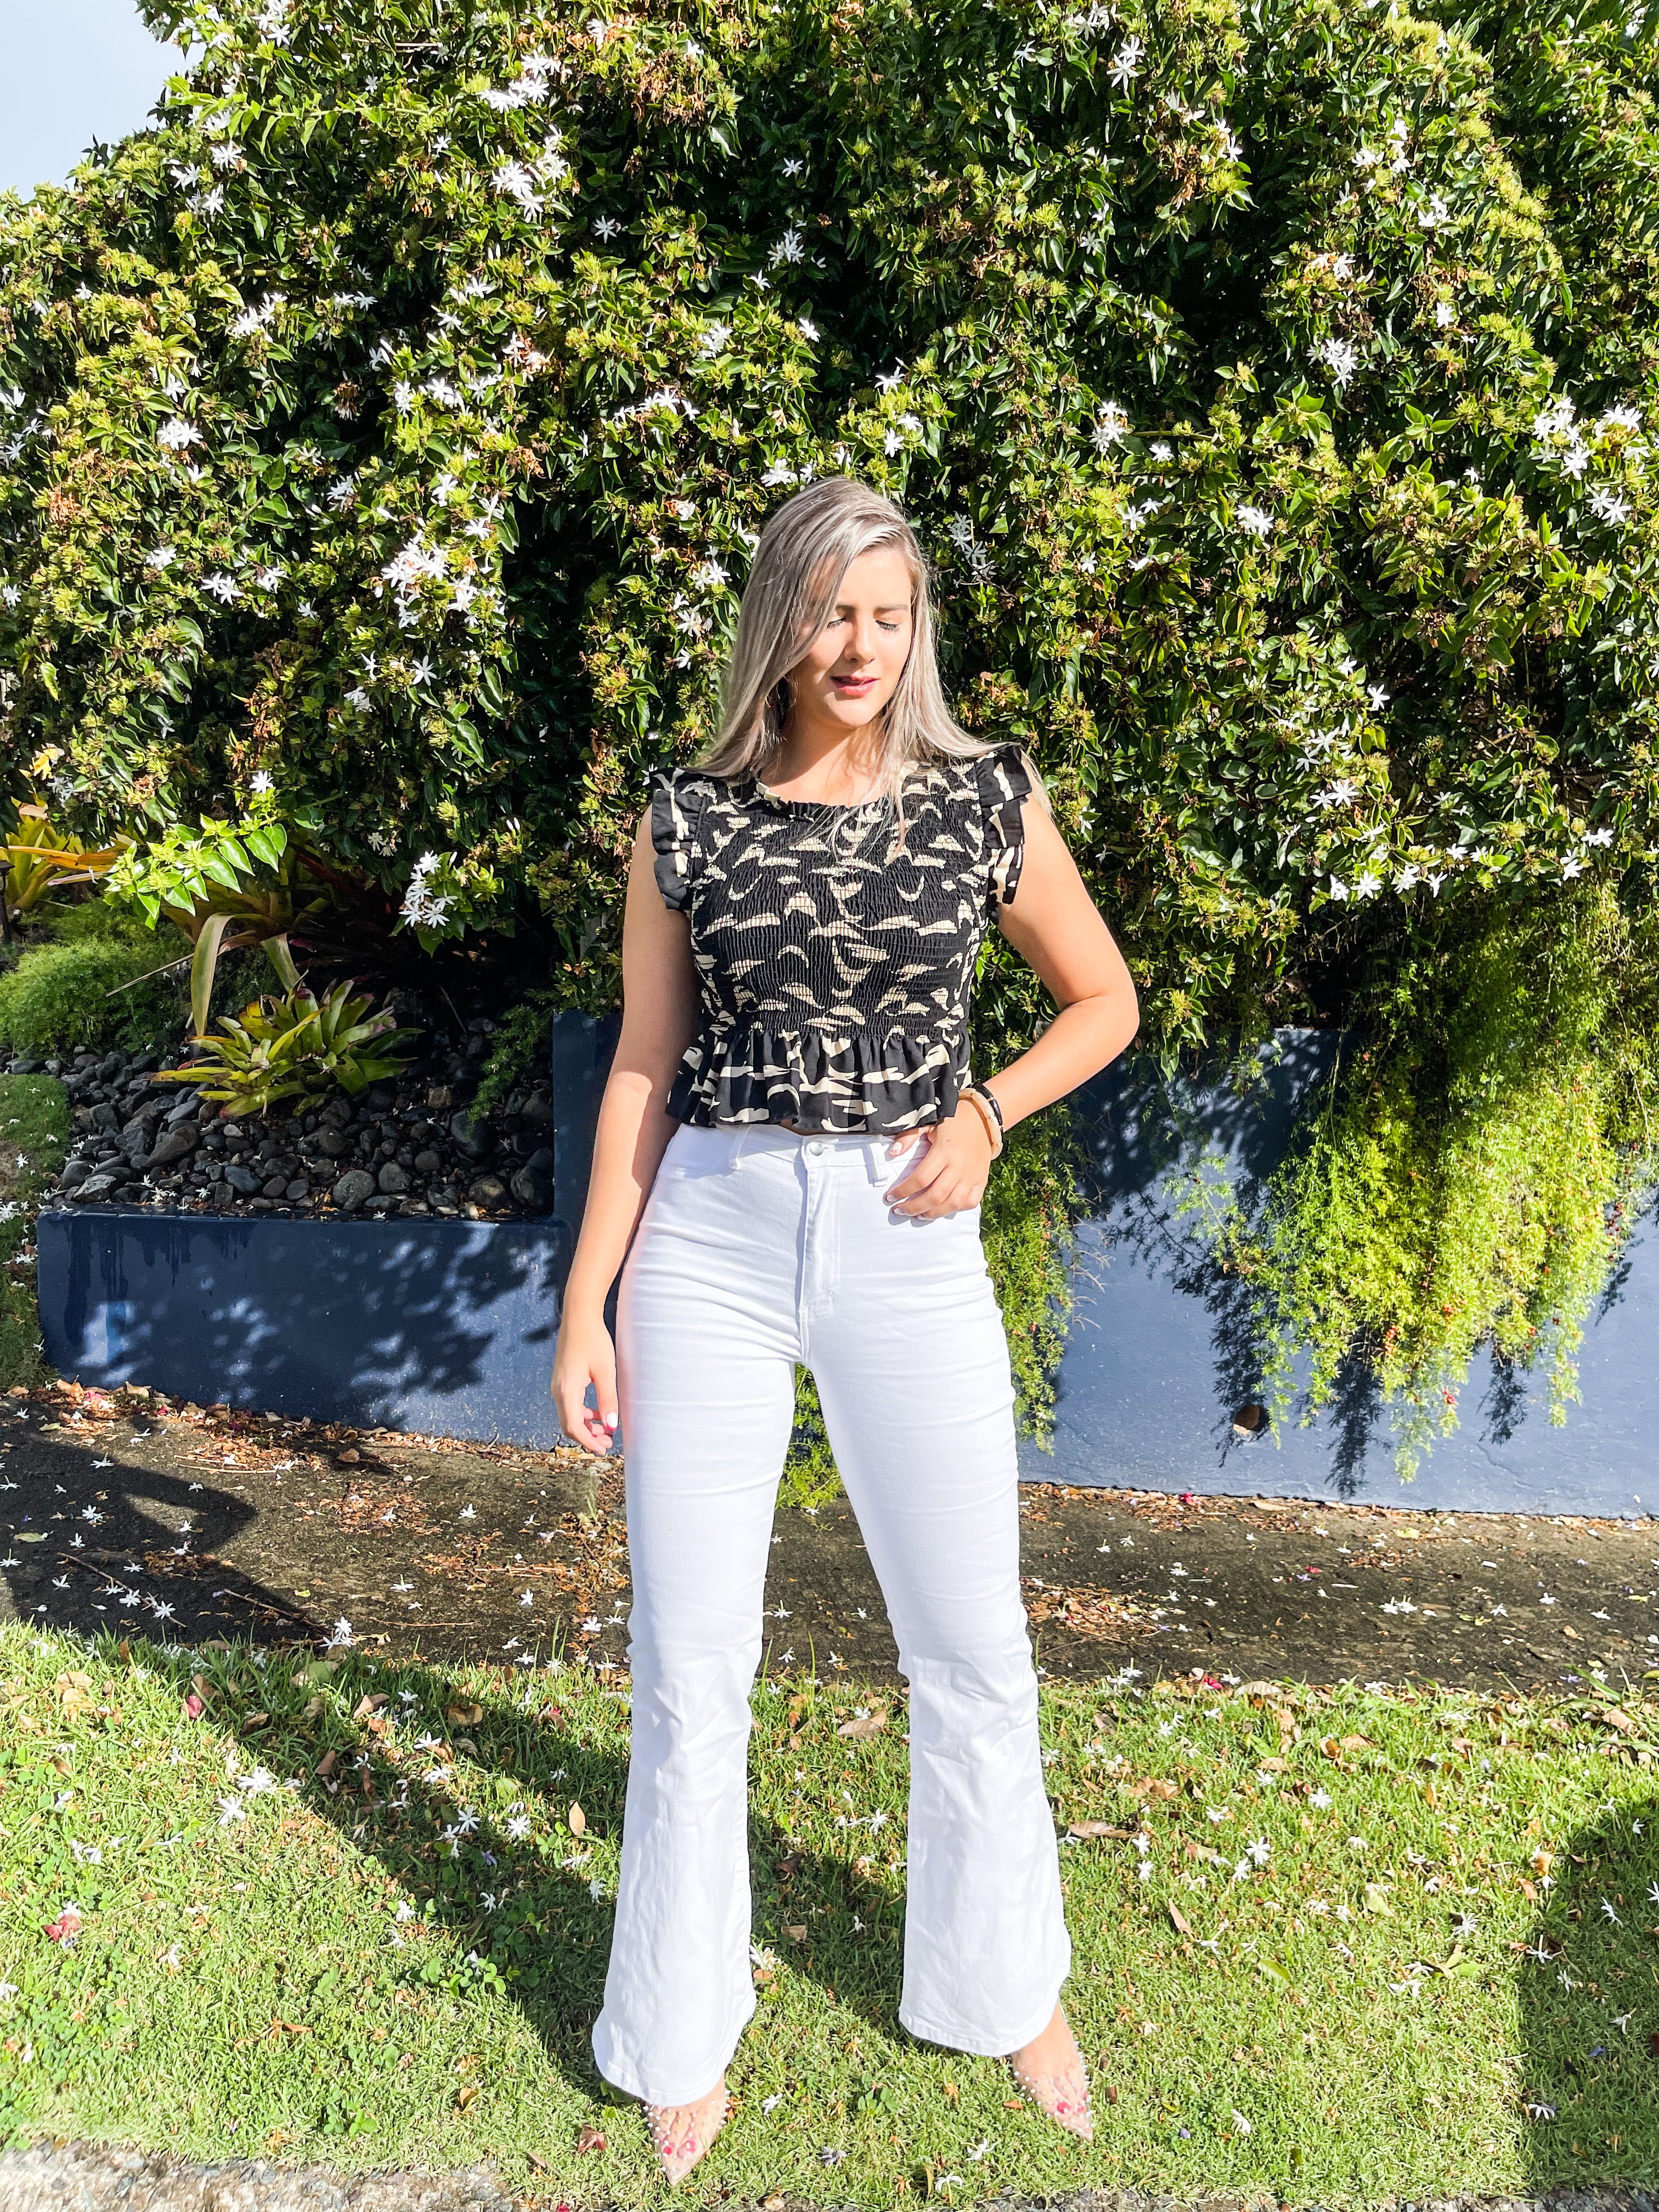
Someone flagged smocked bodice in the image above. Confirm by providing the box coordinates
[648,743,1032,1133]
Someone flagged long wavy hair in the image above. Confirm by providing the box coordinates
[699,477,1037,825]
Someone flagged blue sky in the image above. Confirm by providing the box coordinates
[0,0,181,200]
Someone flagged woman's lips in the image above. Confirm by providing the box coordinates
[832,674,877,692]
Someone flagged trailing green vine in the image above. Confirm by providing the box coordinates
[1193,888,1659,1476]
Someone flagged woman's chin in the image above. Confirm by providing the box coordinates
[818,691,891,730]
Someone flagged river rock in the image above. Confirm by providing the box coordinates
[469,1175,510,1210]
[510,1166,554,1211]
[70,1173,121,1204]
[223,1164,263,1195]
[449,1109,493,1160]
[377,1161,411,1194]
[332,1168,377,1210]
[146,1125,199,1171]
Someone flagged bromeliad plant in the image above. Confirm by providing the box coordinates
[158,978,419,1121]
[2,804,124,929]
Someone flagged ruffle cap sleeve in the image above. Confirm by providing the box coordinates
[648,768,713,913]
[973,742,1034,911]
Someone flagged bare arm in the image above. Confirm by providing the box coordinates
[551,812,697,1448]
[886,791,1139,1216]
[981,795,1140,1129]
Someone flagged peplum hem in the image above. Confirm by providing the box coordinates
[667,1023,968,1135]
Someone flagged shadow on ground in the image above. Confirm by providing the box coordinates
[1517,1796,1659,2186]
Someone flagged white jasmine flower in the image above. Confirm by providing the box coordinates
[201,571,241,604]
[1236,503,1273,537]
[1588,486,1631,524]
[248,770,273,794]
[1316,336,1359,388]
[1107,35,1144,87]
[156,416,202,450]
[771,225,805,266]
[1090,400,1130,451]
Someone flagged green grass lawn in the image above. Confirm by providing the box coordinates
[0,1073,69,1391]
[2,1622,1655,2204]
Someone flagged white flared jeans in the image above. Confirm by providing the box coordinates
[589,1120,1071,2106]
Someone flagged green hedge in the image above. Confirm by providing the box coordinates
[0,905,185,1055]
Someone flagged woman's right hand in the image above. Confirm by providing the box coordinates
[552,1308,619,1453]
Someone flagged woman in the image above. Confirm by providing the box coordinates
[552,475,1139,2184]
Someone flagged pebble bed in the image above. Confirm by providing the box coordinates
[8,1016,554,1223]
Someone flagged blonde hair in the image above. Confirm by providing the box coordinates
[700,477,1014,819]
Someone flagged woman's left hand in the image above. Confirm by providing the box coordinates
[883,1109,994,1220]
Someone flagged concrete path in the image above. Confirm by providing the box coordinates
[2,2137,1652,2212]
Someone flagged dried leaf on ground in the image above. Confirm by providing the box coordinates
[837,1704,889,1740]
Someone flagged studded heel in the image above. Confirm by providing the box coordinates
[645,2079,731,2186]
[1006,2012,1094,2141]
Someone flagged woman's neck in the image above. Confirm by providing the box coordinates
[763,718,886,804]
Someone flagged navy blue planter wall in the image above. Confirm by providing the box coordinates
[35,1017,1659,1512]
[39,1209,570,1448]
[1026,1034,1658,1518]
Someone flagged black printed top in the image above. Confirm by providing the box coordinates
[648,742,1033,1132]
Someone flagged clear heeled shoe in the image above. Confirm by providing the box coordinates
[1007,2030,1095,2141]
[645,2079,731,2186]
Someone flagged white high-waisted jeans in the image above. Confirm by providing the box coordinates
[589,1120,1071,2106]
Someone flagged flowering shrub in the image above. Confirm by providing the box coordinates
[1,0,1657,1452]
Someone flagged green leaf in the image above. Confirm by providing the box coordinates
[189,911,234,1039]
